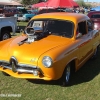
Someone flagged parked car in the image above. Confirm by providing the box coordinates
[27,9,38,15]
[14,8,36,22]
[0,12,100,86]
[0,8,18,17]
[87,11,100,30]
[0,16,17,40]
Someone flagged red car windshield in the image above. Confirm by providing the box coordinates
[91,14,100,18]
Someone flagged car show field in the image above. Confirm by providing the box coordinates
[1,0,100,100]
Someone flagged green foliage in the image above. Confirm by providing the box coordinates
[76,0,92,8]
[21,0,48,5]
[85,4,92,8]
[76,0,86,7]
[21,0,39,5]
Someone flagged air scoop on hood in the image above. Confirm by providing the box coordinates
[18,27,49,45]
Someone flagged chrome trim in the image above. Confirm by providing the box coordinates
[1,65,39,74]
[1,64,39,74]
[0,59,41,74]
[1,65,12,70]
[0,60,37,68]
[17,68,34,73]
[0,60,9,64]
[18,63,37,68]
[10,56,18,64]
[10,57,18,72]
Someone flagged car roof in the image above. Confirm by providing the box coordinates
[32,12,89,23]
[88,11,100,17]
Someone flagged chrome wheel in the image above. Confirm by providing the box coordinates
[61,64,72,86]
[65,65,70,83]
[92,46,99,59]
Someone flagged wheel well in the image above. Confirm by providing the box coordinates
[67,60,76,73]
[1,26,12,33]
[59,59,76,80]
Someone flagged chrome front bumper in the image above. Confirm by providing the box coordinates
[0,60,42,76]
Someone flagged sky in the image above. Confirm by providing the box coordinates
[84,0,100,2]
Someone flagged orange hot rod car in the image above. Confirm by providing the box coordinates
[0,12,100,86]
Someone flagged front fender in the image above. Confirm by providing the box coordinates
[38,44,79,80]
[0,17,17,35]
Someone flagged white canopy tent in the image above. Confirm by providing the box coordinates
[0,0,22,6]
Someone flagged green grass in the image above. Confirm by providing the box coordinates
[16,22,28,34]
[17,22,28,27]
[0,42,100,100]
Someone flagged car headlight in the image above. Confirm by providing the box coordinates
[42,56,53,68]
[94,24,98,29]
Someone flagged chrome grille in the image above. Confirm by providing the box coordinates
[0,60,40,74]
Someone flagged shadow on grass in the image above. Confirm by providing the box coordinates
[69,58,100,86]
[27,50,100,86]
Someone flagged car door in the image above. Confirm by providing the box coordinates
[77,20,93,67]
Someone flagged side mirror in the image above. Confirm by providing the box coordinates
[76,32,82,38]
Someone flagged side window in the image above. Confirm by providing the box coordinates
[78,21,87,35]
[87,20,93,31]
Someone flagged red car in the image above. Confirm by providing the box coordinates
[87,11,100,30]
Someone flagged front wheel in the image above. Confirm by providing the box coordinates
[0,31,11,41]
[92,46,99,59]
[61,64,73,86]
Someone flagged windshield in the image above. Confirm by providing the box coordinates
[91,14,100,18]
[17,8,28,14]
[24,19,74,38]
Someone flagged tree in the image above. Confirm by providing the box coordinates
[21,0,39,5]
[76,0,86,7]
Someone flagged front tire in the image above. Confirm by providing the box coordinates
[0,31,11,41]
[92,46,99,59]
[61,64,72,86]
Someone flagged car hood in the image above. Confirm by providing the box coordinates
[0,35,73,65]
